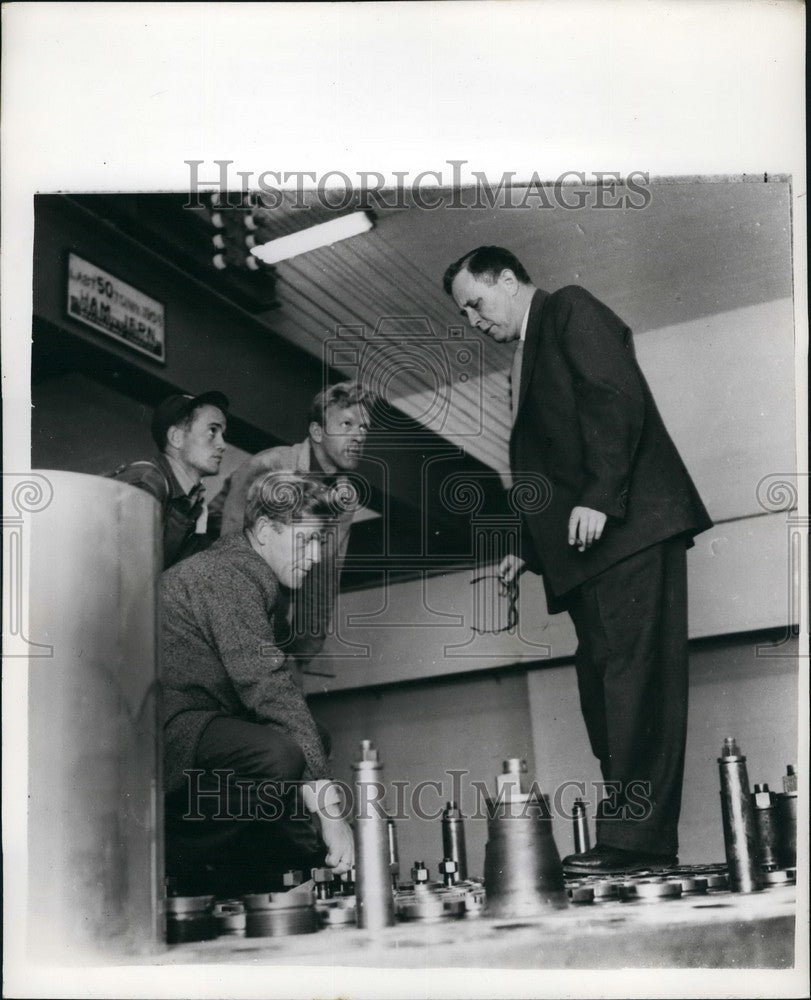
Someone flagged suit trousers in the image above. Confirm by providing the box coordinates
[562,537,689,855]
[164,717,330,895]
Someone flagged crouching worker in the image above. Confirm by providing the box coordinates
[162,471,354,895]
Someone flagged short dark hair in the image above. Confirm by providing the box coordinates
[244,471,333,531]
[442,246,532,295]
[308,380,372,427]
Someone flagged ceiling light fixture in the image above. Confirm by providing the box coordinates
[249,211,374,265]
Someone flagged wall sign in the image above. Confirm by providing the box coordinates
[66,252,165,363]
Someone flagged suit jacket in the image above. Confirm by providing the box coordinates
[208,438,355,665]
[510,286,712,608]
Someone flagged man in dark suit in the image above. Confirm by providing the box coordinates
[443,246,712,874]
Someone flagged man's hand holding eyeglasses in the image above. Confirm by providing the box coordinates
[498,554,527,590]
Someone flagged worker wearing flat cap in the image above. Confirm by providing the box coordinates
[110,390,228,569]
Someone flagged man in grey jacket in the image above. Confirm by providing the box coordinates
[162,470,354,894]
[210,381,371,669]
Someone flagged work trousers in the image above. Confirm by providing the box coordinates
[164,717,329,895]
[562,537,689,855]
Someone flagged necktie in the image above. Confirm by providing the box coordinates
[510,340,525,424]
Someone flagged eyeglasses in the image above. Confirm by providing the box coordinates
[469,573,519,635]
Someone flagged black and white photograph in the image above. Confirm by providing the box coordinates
[2,3,807,999]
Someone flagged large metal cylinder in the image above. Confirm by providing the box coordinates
[386,816,400,888]
[776,793,798,868]
[718,737,762,893]
[352,740,396,930]
[483,761,567,919]
[27,471,163,957]
[751,784,779,870]
[441,801,468,881]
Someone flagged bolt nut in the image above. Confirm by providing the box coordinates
[411,863,430,883]
[282,870,303,887]
[311,867,334,884]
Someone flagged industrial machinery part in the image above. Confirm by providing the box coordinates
[410,861,431,886]
[572,797,591,855]
[439,858,459,887]
[751,783,779,870]
[165,895,217,944]
[590,880,621,902]
[495,757,530,797]
[677,876,709,895]
[462,880,486,917]
[762,868,796,886]
[441,801,468,881]
[567,884,595,904]
[776,765,798,869]
[243,889,318,937]
[317,896,357,927]
[282,870,303,888]
[717,737,762,893]
[483,760,568,918]
[386,817,401,888]
[339,867,356,896]
[562,862,798,908]
[352,740,397,930]
[312,867,336,901]
[395,889,466,923]
[620,879,682,903]
[213,900,246,937]
[28,473,163,957]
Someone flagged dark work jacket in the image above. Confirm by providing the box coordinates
[509,286,712,611]
[110,454,213,569]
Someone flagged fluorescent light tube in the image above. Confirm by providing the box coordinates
[250,211,374,265]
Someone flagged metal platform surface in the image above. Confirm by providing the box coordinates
[156,882,798,970]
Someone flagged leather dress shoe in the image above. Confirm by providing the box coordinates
[561,843,678,875]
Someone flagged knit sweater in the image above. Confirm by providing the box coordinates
[161,532,329,793]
